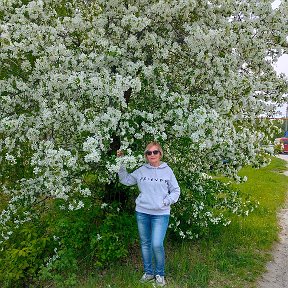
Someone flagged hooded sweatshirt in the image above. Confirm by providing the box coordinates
[118,162,180,215]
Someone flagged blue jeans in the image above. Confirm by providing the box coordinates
[136,211,170,276]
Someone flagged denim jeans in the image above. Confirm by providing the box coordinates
[136,211,170,276]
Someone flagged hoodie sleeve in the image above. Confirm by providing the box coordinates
[164,169,180,206]
[118,166,138,186]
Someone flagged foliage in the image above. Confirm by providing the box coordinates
[0,208,52,288]
[90,205,138,267]
[274,142,283,154]
[0,197,138,288]
[0,0,288,286]
[169,173,257,240]
[78,157,288,288]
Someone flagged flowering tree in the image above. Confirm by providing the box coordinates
[0,0,287,284]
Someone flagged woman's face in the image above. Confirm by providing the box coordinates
[145,145,161,167]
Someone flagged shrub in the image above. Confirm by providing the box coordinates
[274,143,283,154]
[90,204,138,268]
[169,173,257,240]
[0,190,138,288]
[0,213,53,288]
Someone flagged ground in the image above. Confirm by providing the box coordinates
[257,154,288,288]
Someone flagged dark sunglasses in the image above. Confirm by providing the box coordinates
[145,150,160,156]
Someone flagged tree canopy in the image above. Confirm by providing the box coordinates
[0,0,287,246]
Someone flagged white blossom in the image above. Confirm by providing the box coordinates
[0,0,287,246]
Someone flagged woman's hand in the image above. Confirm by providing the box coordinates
[116,150,124,157]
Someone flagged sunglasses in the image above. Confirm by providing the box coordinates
[145,150,160,156]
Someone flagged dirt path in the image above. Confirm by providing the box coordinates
[257,154,288,288]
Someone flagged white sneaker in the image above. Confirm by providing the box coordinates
[139,273,154,283]
[155,275,166,286]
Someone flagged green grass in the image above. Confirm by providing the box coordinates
[78,157,288,288]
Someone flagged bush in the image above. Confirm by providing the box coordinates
[38,198,138,287]
[169,173,257,240]
[0,189,138,288]
[0,212,53,288]
[90,205,138,268]
[274,143,283,154]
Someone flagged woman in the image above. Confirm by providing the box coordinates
[117,142,180,287]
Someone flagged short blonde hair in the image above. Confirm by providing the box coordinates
[144,142,163,159]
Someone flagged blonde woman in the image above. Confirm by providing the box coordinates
[117,142,180,287]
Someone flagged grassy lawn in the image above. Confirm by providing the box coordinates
[78,157,288,288]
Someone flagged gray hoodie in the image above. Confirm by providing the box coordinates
[118,162,180,215]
